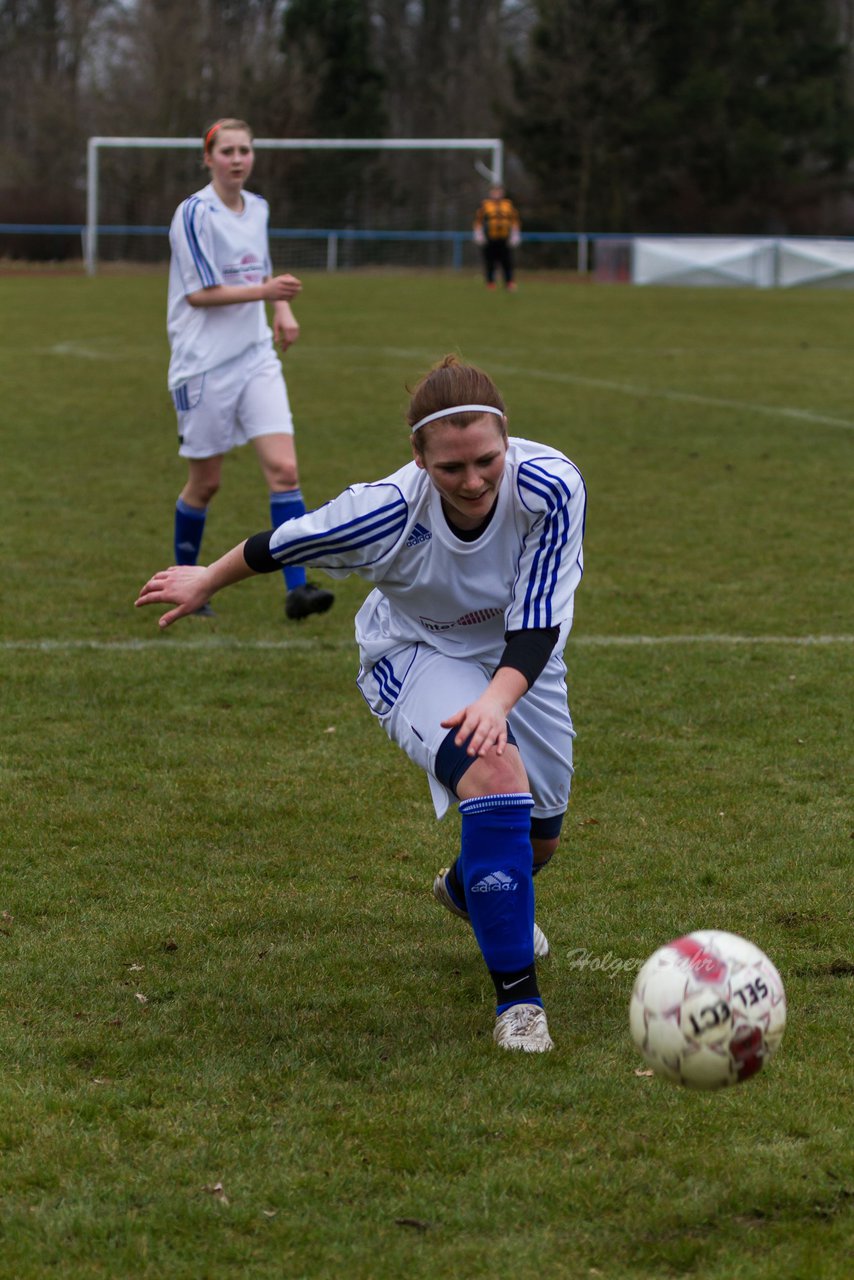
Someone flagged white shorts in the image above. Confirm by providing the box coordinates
[172,342,294,459]
[356,644,575,820]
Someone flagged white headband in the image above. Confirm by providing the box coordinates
[410,404,504,432]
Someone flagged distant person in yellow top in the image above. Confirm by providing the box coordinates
[473,184,521,291]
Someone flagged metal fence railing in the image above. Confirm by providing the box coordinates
[0,224,613,276]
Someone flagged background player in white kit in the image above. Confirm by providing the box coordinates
[137,356,587,1054]
[167,117,333,621]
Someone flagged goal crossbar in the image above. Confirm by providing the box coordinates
[85,136,504,274]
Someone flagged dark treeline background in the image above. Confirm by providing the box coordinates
[4,0,854,255]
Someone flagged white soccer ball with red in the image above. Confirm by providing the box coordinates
[629,930,786,1090]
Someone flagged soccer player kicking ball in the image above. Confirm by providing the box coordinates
[136,356,587,1053]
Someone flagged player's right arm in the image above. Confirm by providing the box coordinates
[135,543,256,630]
[136,481,411,628]
[172,195,300,308]
[186,276,301,307]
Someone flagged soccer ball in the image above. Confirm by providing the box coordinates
[629,930,786,1090]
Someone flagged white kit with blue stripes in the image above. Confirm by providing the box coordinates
[167,183,273,391]
[269,437,585,669]
[269,436,586,818]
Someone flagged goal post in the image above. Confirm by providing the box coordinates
[84,136,504,275]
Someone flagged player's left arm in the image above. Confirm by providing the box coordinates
[509,203,521,247]
[441,665,529,758]
[441,623,560,757]
[443,456,585,758]
[507,200,522,247]
[506,454,587,631]
[272,297,300,352]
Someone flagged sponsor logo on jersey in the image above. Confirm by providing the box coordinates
[419,607,503,632]
[223,253,264,284]
[471,870,518,893]
[405,522,432,547]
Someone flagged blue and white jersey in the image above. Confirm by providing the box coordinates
[268,437,586,669]
[167,184,273,389]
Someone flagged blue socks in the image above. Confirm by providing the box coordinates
[458,793,540,1012]
[270,490,307,590]
[173,491,309,587]
[174,497,207,565]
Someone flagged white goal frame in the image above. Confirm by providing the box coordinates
[84,136,504,275]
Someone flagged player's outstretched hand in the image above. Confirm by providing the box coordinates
[135,565,213,629]
[442,694,510,758]
[265,274,302,302]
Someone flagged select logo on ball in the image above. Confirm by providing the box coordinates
[629,930,787,1090]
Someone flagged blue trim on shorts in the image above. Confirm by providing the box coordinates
[530,812,565,840]
[434,723,519,796]
[371,656,403,709]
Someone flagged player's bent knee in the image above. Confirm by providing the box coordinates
[457,748,529,800]
[435,726,531,800]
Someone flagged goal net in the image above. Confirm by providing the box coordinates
[85,137,504,274]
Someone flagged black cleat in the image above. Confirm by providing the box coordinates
[285,582,335,621]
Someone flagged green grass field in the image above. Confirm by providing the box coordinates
[1,269,852,1279]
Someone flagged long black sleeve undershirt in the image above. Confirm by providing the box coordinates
[496,626,561,689]
[244,529,561,687]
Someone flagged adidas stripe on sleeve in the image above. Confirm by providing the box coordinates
[268,482,410,576]
[506,452,587,632]
[171,196,223,293]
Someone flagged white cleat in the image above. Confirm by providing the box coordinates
[493,1003,554,1053]
[432,868,550,958]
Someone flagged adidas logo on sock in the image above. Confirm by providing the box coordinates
[405,522,432,547]
[471,870,518,893]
